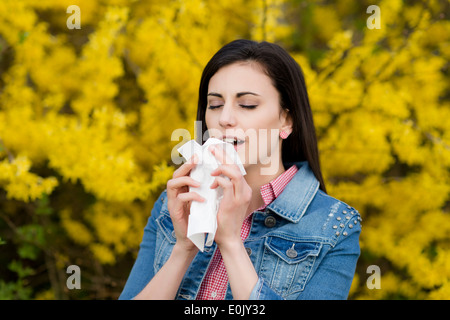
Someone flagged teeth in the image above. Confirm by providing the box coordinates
[222,137,244,145]
[223,138,236,144]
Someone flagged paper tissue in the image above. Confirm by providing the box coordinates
[177,138,246,252]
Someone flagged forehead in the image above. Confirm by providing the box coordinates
[208,62,275,95]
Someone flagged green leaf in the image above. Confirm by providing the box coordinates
[17,243,40,260]
[8,260,34,278]
[36,193,53,216]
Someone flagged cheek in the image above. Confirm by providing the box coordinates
[253,111,282,153]
[205,110,212,127]
[240,128,280,166]
[257,129,280,160]
[204,112,219,136]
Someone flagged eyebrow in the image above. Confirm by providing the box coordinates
[207,91,260,98]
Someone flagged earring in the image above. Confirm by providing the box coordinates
[280,131,289,139]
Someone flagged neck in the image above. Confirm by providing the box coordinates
[244,160,286,215]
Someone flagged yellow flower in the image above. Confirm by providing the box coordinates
[90,243,115,265]
[61,210,94,246]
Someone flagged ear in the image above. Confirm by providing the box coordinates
[280,108,293,136]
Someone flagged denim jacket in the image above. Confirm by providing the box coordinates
[119,161,361,300]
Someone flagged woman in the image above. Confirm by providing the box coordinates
[119,39,361,300]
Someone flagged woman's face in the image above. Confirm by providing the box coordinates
[205,62,292,175]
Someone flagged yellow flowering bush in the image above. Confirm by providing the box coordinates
[0,0,448,299]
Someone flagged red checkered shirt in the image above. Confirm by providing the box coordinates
[196,165,298,300]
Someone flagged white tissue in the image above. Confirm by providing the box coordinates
[177,138,246,252]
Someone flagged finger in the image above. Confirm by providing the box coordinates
[209,144,235,166]
[167,176,201,204]
[210,175,234,200]
[210,165,241,181]
[172,154,198,179]
[176,191,206,203]
[209,145,241,178]
[209,146,246,197]
[210,165,245,198]
[167,176,201,191]
[170,191,205,219]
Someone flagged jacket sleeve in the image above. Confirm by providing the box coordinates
[118,190,166,300]
[249,211,361,300]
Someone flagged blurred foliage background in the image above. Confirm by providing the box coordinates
[0,0,449,299]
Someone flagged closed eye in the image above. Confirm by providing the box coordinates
[208,105,223,110]
[207,104,258,110]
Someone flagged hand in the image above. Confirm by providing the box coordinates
[166,154,205,252]
[209,145,252,247]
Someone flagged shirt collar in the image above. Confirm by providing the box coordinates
[258,164,298,211]
[265,161,320,223]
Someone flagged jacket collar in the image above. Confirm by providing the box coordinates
[265,161,319,223]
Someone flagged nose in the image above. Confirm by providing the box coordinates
[218,104,237,128]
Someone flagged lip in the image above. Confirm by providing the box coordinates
[233,141,245,151]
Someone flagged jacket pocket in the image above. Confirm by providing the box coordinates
[260,235,322,296]
[154,212,176,272]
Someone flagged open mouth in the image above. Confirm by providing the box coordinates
[222,137,245,147]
